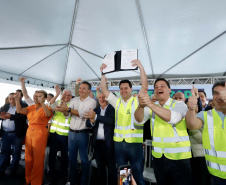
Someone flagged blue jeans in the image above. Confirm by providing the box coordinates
[0,131,24,173]
[211,175,226,185]
[68,131,90,185]
[49,132,68,183]
[114,141,144,185]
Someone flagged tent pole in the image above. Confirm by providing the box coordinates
[157,30,226,78]
[62,0,80,85]
[0,44,67,50]
[71,47,100,80]
[135,0,155,79]
[71,44,103,59]
[19,45,67,76]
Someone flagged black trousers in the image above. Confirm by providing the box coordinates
[153,156,193,185]
[190,156,210,185]
[94,140,117,185]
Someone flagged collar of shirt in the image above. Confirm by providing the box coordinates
[79,96,91,102]
[100,104,108,111]
[155,97,172,107]
[9,104,16,108]
[121,95,134,104]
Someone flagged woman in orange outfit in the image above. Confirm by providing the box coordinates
[15,90,53,185]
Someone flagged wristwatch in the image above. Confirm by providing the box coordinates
[67,107,71,113]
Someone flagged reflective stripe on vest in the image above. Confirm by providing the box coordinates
[203,110,226,178]
[50,101,71,136]
[114,97,143,143]
[151,99,191,159]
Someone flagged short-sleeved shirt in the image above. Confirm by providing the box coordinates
[196,109,226,126]
[27,104,53,126]
[69,96,96,130]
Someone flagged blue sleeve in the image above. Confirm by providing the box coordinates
[196,111,204,123]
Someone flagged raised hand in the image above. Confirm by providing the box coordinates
[187,85,198,110]
[38,96,45,104]
[100,63,107,72]
[131,59,143,69]
[14,92,21,100]
[19,77,27,83]
[55,84,61,96]
[138,91,151,108]
[96,86,101,92]
[76,78,82,85]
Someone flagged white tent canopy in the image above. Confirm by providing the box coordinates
[0,0,226,88]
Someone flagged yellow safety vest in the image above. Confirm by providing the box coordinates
[150,99,191,159]
[50,101,71,136]
[203,109,226,179]
[114,97,143,143]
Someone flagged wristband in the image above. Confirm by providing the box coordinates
[68,107,71,113]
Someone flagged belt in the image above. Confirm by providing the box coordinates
[70,128,90,133]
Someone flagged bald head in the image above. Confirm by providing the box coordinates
[151,94,157,102]
[174,92,185,102]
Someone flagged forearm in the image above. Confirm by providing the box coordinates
[134,105,145,123]
[50,94,60,105]
[148,103,171,122]
[75,84,79,97]
[41,103,52,118]
[139,66,148,93]
[185,109,202,130]
[20,81,29,99]
[71,109,79,117]
[16,99,22,113]
[100,75,110,98]
[16,99,27,115]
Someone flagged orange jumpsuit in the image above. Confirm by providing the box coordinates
[25,105,53,185]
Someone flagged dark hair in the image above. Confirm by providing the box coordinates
[16,89,23,97]
[212,81,225,95]
[154,78,170,89]
[48,93,54,98]
[36,90,47,98]
[198,90,206,97]
[81,81,91,90]
[9,92,15,96]
[119,80,132,88]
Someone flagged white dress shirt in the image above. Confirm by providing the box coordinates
[95,104,108,140]
[140,97,188,125]
[69,96,96,130]
[2,105,16,131]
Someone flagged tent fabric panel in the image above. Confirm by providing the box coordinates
[64,47,99,84]
[140,0,226,74]
[0,0,75,48]
[71,0,153,75]
[22,47,68,84]
[0,46,65,75]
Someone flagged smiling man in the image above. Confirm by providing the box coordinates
[84,93,116,185]
[55,81,96,185]
[135,78,193,185]
[185,81,226,184]
[100,59,148,185]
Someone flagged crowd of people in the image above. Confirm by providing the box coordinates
[0,60,225,185]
